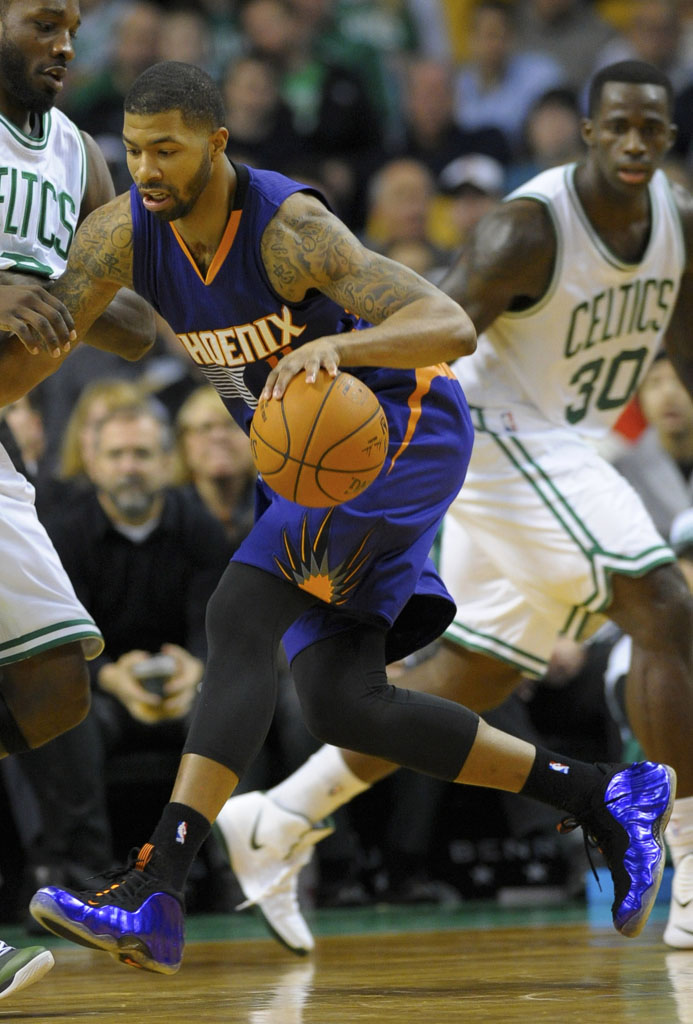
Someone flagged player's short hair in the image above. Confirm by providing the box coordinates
[588,60,674,118]
[124,61,225,133]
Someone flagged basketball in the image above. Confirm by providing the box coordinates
[250,370,389,507]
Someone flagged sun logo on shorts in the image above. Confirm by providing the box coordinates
[273,509,374,605]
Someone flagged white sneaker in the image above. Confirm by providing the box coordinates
[215,791,333,954]
[0,941,54,1000]
[665,853,693,948]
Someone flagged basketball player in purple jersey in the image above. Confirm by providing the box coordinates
[15,61,674,974]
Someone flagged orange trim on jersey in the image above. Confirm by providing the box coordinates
[387,364,451,474]
[169,209,243,286]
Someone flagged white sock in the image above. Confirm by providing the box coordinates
[268,745,370,824]
[666,795,693,868]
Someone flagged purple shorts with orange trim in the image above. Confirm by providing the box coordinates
[232,366,474,664]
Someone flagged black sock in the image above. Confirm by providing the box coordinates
[520,748,616,818]
[147,802,211,891]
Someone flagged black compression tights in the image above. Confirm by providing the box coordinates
[183,561,480,782]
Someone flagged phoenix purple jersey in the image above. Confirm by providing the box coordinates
[130,163,473,662]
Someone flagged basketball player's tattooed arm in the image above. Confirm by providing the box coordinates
[50,193,138,348]
[75,134,155,362]
[260,192,476,398]
[0,195,141,405]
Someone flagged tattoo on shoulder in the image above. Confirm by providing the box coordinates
[262,201,431,322]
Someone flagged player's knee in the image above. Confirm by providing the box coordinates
[624,566,693,655]
[299,688,354,747]
[1,646,91,749]
[44,677,91,739]
[297,667,391,749]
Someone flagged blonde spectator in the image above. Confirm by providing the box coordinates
[58,379,144,486]
[174,387,256,548]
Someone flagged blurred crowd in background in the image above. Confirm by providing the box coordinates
[4,0,693,924]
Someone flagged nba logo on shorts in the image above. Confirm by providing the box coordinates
[176,820,188,844]
[501,411,517,433]
[549,761,570,775]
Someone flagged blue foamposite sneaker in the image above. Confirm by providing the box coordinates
[559,761,676,937]
[29,844,184,974]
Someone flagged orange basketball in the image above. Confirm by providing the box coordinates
[250,370,389,507]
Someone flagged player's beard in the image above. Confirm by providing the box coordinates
[147,149,214,222]
[0,36,56,115]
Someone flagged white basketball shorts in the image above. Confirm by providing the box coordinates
[0,444,103,665]
[440,407,674,678]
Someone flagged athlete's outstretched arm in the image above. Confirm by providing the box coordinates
[260,192,476,397]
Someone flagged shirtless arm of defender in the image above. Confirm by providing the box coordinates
[260,192,477,397]
[437,198,556,334]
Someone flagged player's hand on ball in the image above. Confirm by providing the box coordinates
[261,338,341,399]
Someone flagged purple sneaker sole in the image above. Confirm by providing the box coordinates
[29,886,184,974]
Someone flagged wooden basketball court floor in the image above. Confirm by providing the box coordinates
[2,900,692,1023]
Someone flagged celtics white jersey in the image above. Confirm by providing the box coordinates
[455,163,686,439]
[0,107,86,279]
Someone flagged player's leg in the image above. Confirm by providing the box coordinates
[288,625,675,940]
[607,563,693,948]
[0,460,102,753]
[29,560,321,973]
[0,644,91,753]
[216,490,533,951]
[214,641,518,952]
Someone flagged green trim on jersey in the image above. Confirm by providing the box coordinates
[660,172,687,272]
[72,122,87,204]
[0,251,52,276]
[0,110,52,151]
[444,620,548,678]
[486,428,673,612]
[0,618,102,666]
